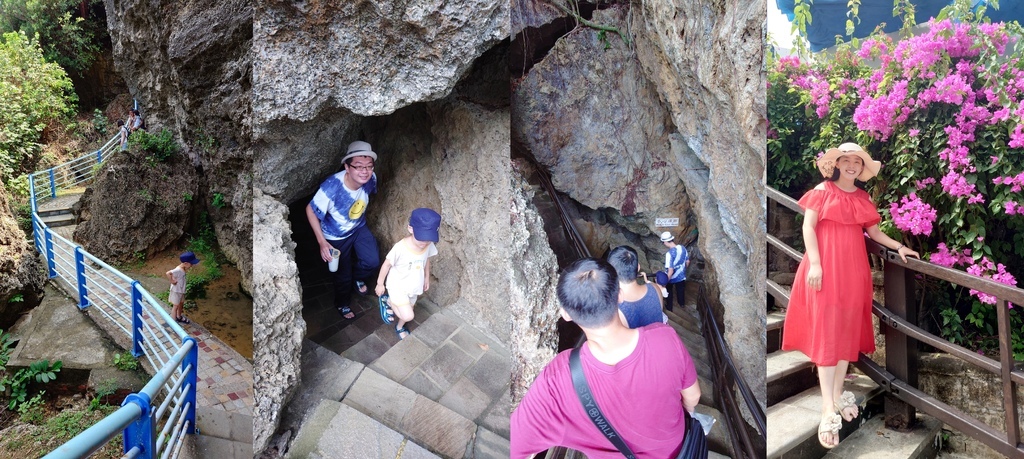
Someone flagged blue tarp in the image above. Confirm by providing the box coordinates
[776,0,1024,51]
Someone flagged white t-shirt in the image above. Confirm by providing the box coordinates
[169,266,186,294]
[384,239,438,295]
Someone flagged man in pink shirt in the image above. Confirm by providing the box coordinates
[511,257,701,458]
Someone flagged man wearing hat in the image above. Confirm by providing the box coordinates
[306,140,381,319]
[661,231,689,311]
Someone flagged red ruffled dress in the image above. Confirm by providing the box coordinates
[782,181,880,366]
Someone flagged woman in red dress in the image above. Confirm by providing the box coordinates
[782,143,920,449]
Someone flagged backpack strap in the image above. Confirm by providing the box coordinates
[569,347,637,459]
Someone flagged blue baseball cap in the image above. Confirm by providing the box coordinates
[410,208,441,242]
[180,251,201,265]
[655,271,669,286]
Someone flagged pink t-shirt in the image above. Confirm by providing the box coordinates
[511,324,698,458]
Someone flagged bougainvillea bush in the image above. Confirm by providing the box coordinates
[768,15,1024,359]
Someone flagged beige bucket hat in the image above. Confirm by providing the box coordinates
[816,142,882,181]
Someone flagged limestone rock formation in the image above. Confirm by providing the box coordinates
[252,188,306,453]
[253,0,509,125]
[74,149,199,263]
[0,182,46,329]
[512,6,691,242]
[631,0,767,415]
[511,0,767,422]
[509,160,560,404]
[102,0,253,291]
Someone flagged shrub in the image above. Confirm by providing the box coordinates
[128,129,180,162]
[112,352,138,372]
[0,31,76,185]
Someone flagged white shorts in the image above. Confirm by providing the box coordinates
[387,288,419,307]
[169,291,184,306]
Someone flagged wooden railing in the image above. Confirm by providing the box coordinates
[767,185,1024,458]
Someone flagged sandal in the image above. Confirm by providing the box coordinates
[818,412,842,449]
[339,306,356,320]
[395,327,409,340]
[835,391,861,422]
[379,294,395,324]
[355,281,368,295]
[175,316,191,325]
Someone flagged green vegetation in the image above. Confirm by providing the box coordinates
[211,192,226,208]
[0,0,106,74]
[182,191,193,202]
[0,31,76,185]
[185,212,224,299]
[0,329,14,367]
[128,128,180,163]
[1,359,62,409]
[112,351,138,372]
[18,391,46,424]
[91,108,108,135]
[89,378,118,411]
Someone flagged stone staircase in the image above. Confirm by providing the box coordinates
[35,193,82,240]
[182,407,254,458]
[663,302,736,458]
[284,304,510,458]
[766,308,943,459]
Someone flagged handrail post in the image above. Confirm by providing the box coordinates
[49,168,56,198]
[131,282,145,358]
[182,337,198,434]
[75,247,88,309]
[883,252,917,429]
[96,148,102,164]
[28,173,37,214]
[44,230,56,278]
[121,393,154,459]
[995,299,1021,448]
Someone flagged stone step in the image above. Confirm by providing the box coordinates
[40,213,76,228]
[767,350,816,406]
[36,208,74,218]
[697,403,737,458]
[824,414,941,459]
[286,398,441,459]
[194,406,253,445]
[342,367,499,458]
[767,374,883,459]
[181,433,253,459]
[767,311,785,354]
[662,314,710,365]
[665,307,703,336]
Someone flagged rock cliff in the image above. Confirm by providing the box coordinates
[95,0,253,290]
[510,0,767,422]
[0,182,46,330]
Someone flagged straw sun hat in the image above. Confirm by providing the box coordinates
[816,143,882,182]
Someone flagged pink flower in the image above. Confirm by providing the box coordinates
[889,193,937,235]
[909,129,920,137]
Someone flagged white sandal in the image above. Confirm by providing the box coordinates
[818,412,842,449]
[835,390,860,421]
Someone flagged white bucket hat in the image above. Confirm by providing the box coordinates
[660,231,674,242]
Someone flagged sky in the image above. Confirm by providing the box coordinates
[767,1,800,51]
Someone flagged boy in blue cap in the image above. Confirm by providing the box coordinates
[374,208,441,340]
[165,251,200,324]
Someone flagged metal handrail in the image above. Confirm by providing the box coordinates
[767,184,1024,458]
[28,126,199,459]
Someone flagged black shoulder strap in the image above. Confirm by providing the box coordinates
[569,347,637,459]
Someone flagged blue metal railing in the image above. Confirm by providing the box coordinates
[26,125,199,459]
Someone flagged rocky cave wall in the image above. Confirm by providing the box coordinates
[252,1,510,451]
[0,182,46,329]
[99,0,253,290]
[510,0,767,418]
[630,0,767,413]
